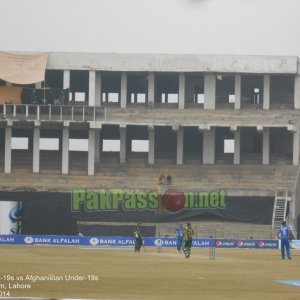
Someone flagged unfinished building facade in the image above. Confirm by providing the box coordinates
[1,52,300,237]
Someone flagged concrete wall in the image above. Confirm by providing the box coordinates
[47,53,298,74]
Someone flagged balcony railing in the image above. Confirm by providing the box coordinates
[1,104,106,122]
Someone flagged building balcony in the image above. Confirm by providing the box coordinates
[0,104,106,122]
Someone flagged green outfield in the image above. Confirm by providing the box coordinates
[0,245,299,300]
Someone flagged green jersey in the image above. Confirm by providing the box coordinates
[184,225,194,240]
[134,230,142,239]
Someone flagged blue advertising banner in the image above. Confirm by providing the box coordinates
[0,235,279,249]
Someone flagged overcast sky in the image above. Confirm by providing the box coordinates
[0,0,299,56]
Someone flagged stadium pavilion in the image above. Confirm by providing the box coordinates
[0,52,300,238]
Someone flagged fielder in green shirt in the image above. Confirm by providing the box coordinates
[182,222,194,258]
[134,223,143,253]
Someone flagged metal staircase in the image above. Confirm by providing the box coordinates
[272,189,291,229]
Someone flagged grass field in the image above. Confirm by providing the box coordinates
[0,245,299,300]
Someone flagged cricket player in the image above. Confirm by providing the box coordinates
[134,223,143,253]
[277,221,292,260]
[175,223,184,252]
[182,222,194,258]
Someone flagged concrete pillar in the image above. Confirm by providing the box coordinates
[62,124,69,175]
[293,129,300,166]
[147,72,155,107]
[4,122,12,173]
[120,126,126,163]
[63,70,70,89]
[88,128,95,175]
[33,123,40,173]
[178,73,185,109]
[89,70,96,107]
[95,72,101,107]
[204,74,216,110]
[234,129,240,165]
[263,75,270,110]
[234,74,241,110]
[203,128,215,164]
[148,126,155,164]
[262,128,270,165]
[294,75,300,109]
[121,72,127,109]
[176,127,183,164]
[95,129,100,163]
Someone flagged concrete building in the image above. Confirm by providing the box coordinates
[1,52,300,236]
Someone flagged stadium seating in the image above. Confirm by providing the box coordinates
[0,151,297,197]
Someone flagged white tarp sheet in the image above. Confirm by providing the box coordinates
[0,52,48,84]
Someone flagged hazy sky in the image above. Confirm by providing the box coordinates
[0,0,299,56]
